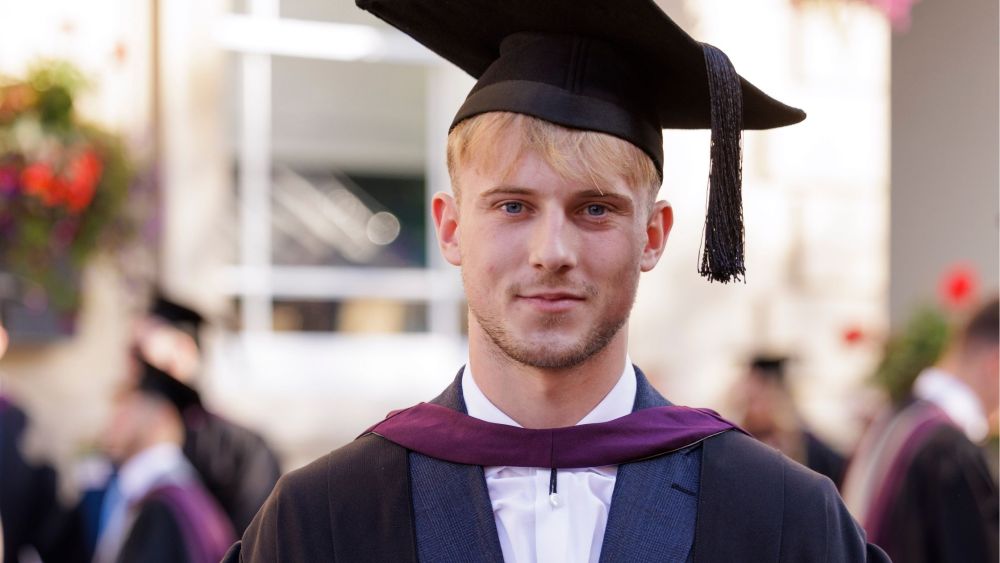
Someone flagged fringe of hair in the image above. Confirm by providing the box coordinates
[447,112,660,206]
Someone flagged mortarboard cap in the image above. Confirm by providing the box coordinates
[150,292,205,346]
[356,0,806,282]
[136,356,201,414]
[749,354,789,382]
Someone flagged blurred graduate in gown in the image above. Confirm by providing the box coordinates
[843,298,1000,562]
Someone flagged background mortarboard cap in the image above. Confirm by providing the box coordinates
[136,356,201,414]
[357,0,806,283]
[151,293,204,327]
[150,292,205,346]
[749,354,789,383]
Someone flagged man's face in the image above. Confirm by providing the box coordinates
[434,129,671,369]
[102,389,155,464]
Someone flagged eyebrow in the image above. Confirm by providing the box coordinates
[479,185,635,203]
[478,185,535,198]
[573,189,633,203]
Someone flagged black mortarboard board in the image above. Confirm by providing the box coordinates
[150,292,205,347]
[136,356,201,414]
[356,0,806,282]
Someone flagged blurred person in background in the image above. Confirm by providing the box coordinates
[225,1,887,561]
[0,319,80,562]
[842,297,999,562]
[729,355,847,487]
[74,294,279,560]
[136,295,281,535]
[90,358,234,563]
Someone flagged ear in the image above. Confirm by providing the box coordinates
[639,200,673,272]
[432,191,462,266]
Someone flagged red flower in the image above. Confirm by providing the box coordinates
[842,326,865,346]
[939,264,979,310]
[21,162,61,206]
[63,150,103,212]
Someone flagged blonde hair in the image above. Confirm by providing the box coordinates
[446,112,661,206]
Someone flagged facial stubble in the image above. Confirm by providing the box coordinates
[466,270,638,370]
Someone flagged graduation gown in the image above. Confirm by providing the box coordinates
[118,480,235,563]
[875,413,998,562]
[804,431,848,488]
[182,407,282,535]
[225,368,887,562]
[0,397,81,563]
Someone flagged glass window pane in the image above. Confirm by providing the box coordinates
[269,169,426,267]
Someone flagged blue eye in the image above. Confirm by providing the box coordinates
[585,204,607,216]
[502,202,524,214]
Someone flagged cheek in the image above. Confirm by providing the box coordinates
[587,230,642,270]
[468,226,523,273]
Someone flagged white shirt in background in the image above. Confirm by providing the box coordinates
[913,367,989,442]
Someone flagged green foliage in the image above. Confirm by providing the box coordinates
[872,306,952,404]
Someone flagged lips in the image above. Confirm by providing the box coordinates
[516,292,585,313]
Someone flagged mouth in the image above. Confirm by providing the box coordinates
[516,292,586,313]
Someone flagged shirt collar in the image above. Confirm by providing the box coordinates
[117,442,190,501]
[913,367,988,442]
[462,359,637,428]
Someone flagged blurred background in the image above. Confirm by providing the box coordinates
[0,0,996,554]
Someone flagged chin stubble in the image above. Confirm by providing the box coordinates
[469,287,633,370]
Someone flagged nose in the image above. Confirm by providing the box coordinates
[528,208,577,273]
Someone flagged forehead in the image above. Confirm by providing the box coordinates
[456,121,635,196]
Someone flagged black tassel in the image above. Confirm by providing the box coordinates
[699,44,745,283]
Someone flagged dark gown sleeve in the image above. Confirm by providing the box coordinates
[117,500,188,563]
[779,457,890,562]
[694,431,889,563]
[884,424,999,563]
[224,446,341,562]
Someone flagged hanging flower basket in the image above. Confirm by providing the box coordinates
[0,61,133,337]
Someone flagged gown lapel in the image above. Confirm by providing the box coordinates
[409,367,704,563]
[409,369,505,563]
[599,368,702,563]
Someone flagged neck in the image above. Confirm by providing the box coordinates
[467,320,629,429]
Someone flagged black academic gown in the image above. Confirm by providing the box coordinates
[877,421,999,563]
[117,476,235,563]
[225,368,888,562]
[0,398,82,563]
[117,499,190,563]
[804,431,847,488]
[182,405,282,535]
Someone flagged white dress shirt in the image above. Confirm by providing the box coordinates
[913,367,989,442]
[462,362,637,563]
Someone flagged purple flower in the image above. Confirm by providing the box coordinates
[0,166,18,195]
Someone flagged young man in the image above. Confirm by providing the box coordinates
[226,1,889,560]
[94,360,235,563]
[138,295,282,536]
